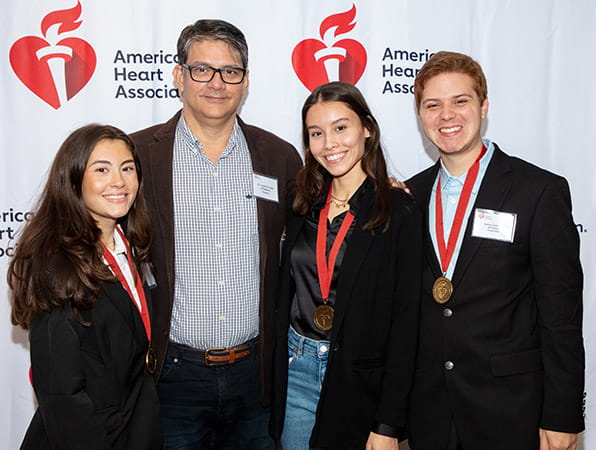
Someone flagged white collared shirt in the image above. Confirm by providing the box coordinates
[104,227,143,312]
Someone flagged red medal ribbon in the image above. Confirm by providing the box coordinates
[435,146,487,274]
[102,227,151,342]
[316,186,354,302]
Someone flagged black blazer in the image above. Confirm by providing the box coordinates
[406,145,584,450]
[130,111,302,405]
[270,185,422,449]
[21,279,162,449]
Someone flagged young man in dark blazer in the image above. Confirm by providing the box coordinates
[130,20,302,449]
[406,51,584,450]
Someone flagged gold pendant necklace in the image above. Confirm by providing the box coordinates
[329,194,349,208]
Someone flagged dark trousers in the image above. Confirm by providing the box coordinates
[157,340,274,450]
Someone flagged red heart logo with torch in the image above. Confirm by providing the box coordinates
[9,1,96,110]
[292,4,367,91]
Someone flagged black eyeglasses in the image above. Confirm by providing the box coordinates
[182,64,246,84]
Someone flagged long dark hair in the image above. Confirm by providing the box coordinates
[293,81,391,231]
[8,124,153,329]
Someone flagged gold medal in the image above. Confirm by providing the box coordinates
[313,304,334,331]
[432,275,453,304]
[146,345,157,374]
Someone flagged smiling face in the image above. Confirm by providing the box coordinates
[418,71,489,166]
[173,39,248,129]
[82,139,138,239]
[305,100,370,184]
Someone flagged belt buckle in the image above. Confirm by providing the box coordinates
[204,347,226,367]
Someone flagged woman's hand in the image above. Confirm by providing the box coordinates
[365,431,399,450]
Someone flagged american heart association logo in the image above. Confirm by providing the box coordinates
[9,1,96,110]
[292,4,367,91]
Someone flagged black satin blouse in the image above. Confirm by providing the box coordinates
[289,178,370,340]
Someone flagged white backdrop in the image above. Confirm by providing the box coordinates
[1,1,594,448]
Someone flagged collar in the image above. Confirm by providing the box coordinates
[176,114,241,158]
[104,225,127,258]
[438,138,495,194]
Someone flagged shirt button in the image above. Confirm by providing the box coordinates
[217,280,225,286]
[219,315,225,321]
[320,345,328,353]
[443,308,453,318]
[212,171,218,177]
[214,207,221,212]
[450,198,456,204]
[215,243,223,249]
[445,361,454,370]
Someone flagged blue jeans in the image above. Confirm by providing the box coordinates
[157,340,274,450]
[281,327,330,450]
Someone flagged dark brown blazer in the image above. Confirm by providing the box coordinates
[21,280,162,450]
[406,145,584,450]
[130,111,302,405]
[270,184,422,448]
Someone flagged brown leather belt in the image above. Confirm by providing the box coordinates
[204,343,251,366]
[169,337,258,367]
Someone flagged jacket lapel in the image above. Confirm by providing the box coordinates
[146,113,178,297]
[101,281,147,345]
[240,118,271,279]
[330,196,375,341]
[451,146,514,288]
[411,162,443,279]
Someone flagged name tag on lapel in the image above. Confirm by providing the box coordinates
[252,172,279,202]
[471,208,517,242]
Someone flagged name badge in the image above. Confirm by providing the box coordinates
[252,173,279,202]
[471,208,517,242]
[142,263,157,288]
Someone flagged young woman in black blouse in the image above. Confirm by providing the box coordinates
[270,82,422,449]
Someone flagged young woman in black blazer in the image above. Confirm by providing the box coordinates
[8,124,162,449]
[270,82,422,449]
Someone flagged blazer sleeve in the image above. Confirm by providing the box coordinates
[531,176,585,433]
[29,305,111,450]
[374,198,423,435]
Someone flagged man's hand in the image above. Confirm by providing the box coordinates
[365,431,399,450]
[539,428,578,450]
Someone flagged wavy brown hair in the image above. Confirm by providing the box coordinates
[8,124,153,329]
[293,81,391,231]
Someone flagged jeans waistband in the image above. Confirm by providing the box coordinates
[288,326,330,359]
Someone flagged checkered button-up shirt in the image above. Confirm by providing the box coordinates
[170,116,260,350]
